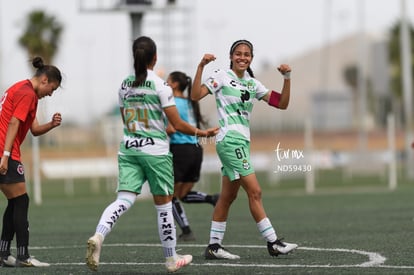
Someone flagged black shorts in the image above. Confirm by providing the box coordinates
[0,158,26,184]
[170,143,203,183]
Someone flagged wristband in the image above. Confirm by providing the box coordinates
[3,151,10,157]
[268,90,282,108]
[282,71,291,79]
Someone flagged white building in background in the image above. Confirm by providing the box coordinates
[199,32,390,133]
[0,0,393,133]
[262,32,389,132]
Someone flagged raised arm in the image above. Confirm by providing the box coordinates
[191,54,216,101]
[262,64,291,110]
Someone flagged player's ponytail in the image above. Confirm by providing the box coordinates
[169,71,207,128]
[132,36,156,87]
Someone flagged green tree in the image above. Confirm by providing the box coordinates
[343,64,376,125]
[18,9,63,142]
[18,10,63,64]
[18,10,64,149]
[343,64,359,126]
[388,20,414,100]
[387,20,414,126]
[17,10,64,204]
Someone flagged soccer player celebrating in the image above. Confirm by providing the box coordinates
[191,39,298,259]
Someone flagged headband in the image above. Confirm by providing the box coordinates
[230,40,253,54]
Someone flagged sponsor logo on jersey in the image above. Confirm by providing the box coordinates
[124,136,155,149]
[124,92,146,102]
[122,79,154,89]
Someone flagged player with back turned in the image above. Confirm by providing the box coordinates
[86,36,218,273]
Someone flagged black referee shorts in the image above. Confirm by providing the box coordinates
[170,143,203,183]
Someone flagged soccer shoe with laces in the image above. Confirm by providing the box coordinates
[15,256,50,267]
[86,233,103,271]
[0,254,16,267]
[204,243,240,260]
[165,254,192,273]
[267,239,298,256]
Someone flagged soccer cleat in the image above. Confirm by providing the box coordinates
[204,243,240,260]
[267,239,298,257]
[165,254,192,273]
[178,232,196,242]
[15,256,50,267]
[0,254,16,267]
[86,233,103,271]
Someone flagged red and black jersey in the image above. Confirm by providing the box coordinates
[0,79,38,161]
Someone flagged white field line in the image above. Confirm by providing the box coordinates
[31,243,414,269]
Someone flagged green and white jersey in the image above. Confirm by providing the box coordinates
[118,70,175,156]
[203,69,268,141]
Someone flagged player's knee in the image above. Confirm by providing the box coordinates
[247,188,262,201]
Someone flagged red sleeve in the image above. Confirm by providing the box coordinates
[12,85,37,122]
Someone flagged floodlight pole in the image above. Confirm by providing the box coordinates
[321,0,331,89]
[130,12,143,41]
[357,0,368,151]
[400,0,414,179]
[32,137,42,204]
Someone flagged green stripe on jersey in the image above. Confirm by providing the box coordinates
[221,86,243,97]
[227,115,249,127]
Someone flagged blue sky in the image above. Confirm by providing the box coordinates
[0,0,412,125]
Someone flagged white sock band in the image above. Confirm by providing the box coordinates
[209,221,226,245]
[257,217,277,243]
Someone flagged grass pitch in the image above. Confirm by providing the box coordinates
[0,173,413,274]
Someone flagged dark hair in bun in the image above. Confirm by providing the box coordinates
[32,56,62,85]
